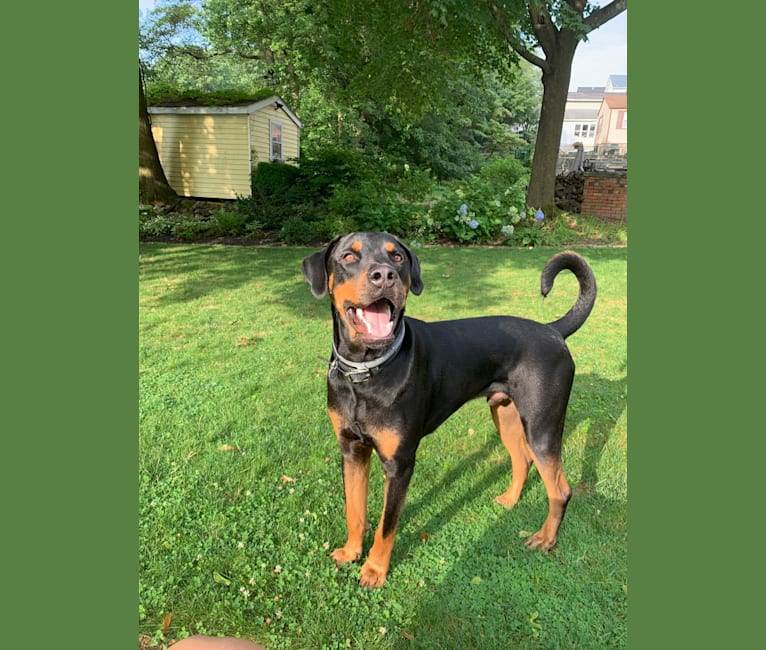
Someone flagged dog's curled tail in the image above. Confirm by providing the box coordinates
[541,251,597,339]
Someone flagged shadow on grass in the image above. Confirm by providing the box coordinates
[371,366,627,647]
[568,366,628,493]
[139,243,312,310]
[139,242,625,325]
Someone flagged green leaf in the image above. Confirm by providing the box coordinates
[212,571,231,586]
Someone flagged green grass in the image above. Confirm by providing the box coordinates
[546,212,627,248]
[139,243,627,649]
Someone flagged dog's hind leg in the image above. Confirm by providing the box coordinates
[523,401,572,552]
[490,393,572,552]
[489,395,533,509]
[523,449,571,552]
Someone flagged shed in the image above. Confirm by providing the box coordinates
[148,95,303,199]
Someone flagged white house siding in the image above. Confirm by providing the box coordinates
[150,114,251,199]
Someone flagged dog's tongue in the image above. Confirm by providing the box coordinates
[355,300,393,338]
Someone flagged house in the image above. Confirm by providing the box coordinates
[560,86,605,151]
[147,95,303,199]
[560,75,627,152]
[605,74,627,94]
[594,93,627,155]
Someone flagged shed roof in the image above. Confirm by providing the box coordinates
[148,95,303,129]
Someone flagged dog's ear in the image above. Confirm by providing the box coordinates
[398,239,423,296]
[302,235,342,298]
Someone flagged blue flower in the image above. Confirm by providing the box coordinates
[535,209,544,221]
[469,219,479,229]
[457,203,468,216]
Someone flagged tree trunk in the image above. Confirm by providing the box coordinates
[139,64,178,205]
[520,0,627,211]
[526,44,576,211]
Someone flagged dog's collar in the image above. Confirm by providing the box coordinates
[328,320,406,383]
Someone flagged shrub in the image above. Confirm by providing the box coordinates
[139,210,176,238]
[138,152,560,247]
[139,210,216,240]
[478,156,528,187]
[213,210,250,237]
[248,163,303,231]
[279,215,322,245]
[423,167,540,245]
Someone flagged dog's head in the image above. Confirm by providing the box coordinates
[302,232,423,349]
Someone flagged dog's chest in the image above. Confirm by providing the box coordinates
[329,380,401,440]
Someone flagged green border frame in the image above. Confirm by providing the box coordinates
[629,3,762,646]
[7,1,760,646]
[4,2,137,645]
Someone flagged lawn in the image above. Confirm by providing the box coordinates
[139,242,627,649]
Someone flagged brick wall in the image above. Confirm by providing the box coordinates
[581,172,627,221]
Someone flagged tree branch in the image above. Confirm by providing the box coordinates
[489,3,548,72]
[166,45,261,61]
[584,0,627,31]
[514,43,547,70]
[528,1,557,57]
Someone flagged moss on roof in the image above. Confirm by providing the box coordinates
[146,87,276,107]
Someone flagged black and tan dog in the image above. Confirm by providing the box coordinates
[302,232,596,588]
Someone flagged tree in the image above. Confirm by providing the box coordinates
[491,0,627,209]
[139,0,626,209]
[139,63,178,205]
[143,0,538,180]
[313,0,626,208]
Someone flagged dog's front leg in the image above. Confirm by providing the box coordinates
[360,456,414,589]
[331,436,373,565]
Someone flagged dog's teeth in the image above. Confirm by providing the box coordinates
[355,308,369,328]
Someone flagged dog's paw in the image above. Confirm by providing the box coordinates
[523,531,556,552]
[330,546,361,564]
[359,561,387,589]
[493,491,519,509]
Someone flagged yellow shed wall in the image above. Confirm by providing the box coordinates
[249,110,301,166]
[151,114,251,199]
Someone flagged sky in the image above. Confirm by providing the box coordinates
[139,1,627,91]
[568,10,627,90]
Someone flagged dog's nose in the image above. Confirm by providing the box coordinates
[368,264,398,289]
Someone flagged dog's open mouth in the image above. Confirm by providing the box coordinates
[346,298,398,341]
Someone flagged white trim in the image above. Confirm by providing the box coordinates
[248,111,253,174]
[148,95,303,129]
[269,119,284,163]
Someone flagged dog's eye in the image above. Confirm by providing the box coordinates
[342,252,357,263]
[391,252,404,263]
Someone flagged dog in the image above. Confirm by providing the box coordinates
[302,232,596,588]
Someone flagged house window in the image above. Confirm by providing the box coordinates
[617,110,627,129]
[574,123,596,138]
[270,120,283,162]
